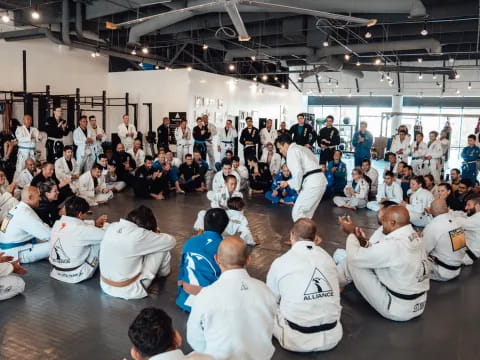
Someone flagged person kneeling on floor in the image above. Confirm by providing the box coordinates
[0,186,51,263]
[129,307,213,360]
[49,196,107,284]
[333,167,370,210]
[266,218,342,353]
[100,205,176,300]
[423,199,466,281]
[206,175,242,209]
[0,251,27,301]
[336,206,430,321]
[265,164,298,205]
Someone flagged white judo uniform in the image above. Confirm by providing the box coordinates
[100,219,176,299]
[211,171,241,193]
[259,127,278,155]
[390,136,411,163]
[187,268,277,360]
[217,127,237,160]
[423,213,466,281]
[149,350,213,359]
[0,202,51,263]
[49,216,105,283]
[175,126,192,162]
[14,168,35,190]
[88,125,105,160]
[365,167,379,194]
[73,127,95,174]
[15,125,40,176]
[260,151,282,176]
[102,168,127,192]
[453,212,480,265]
[118,123,137,152]
[411,141,428,175]
[425,140,444,183]
[55,156,79,193]
[128,148,145,168]
[0,190,19,220]
[267,241,342,352]
[406,188,434,227]
[340,225,430,321]
[206,188,243,209]
[286,143,327,222]
[193,209,255,245]
[367,182,403,212]
[78,171,113,206]
[0,262,25,301]
[233,165,249,191]
[333,179,370,209]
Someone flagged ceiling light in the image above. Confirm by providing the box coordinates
[251,55,256,61]
[228,64,235,71]
[202,44,208,50]
[142,47,149,54]
[91,52,96,58]
[281,84,285,89]
[417,57,423,63]
[374,58,381,65]
[344,54,350,61]
[356,60,360,67]
[421,22,428,36]
[468,82,472,90]
[155,65,159,70]
[298,76,303,81]
[187,66,193,71]
[165,66,170,71]
[365,31,372,39]
[95,51,100,57]
[2,13,10,23]
[131,48,137,55]
[456,89,460,94]
[348,90,352,98]
[449,57,454,63]
[274,76,278,81]
[418,73,423,79]
[455,72,460,79]
[336,81,339,88]
[253,76,257,81]
[31,9,40,20]
[262,74,268,81]
[432,73,437,80]
[323,40,329,47]
[380,74,384,82]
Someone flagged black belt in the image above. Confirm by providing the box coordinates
[302,168,323,183]
[52,262,84,272]
[433,256,461,271]
[466,248,478,262]
[286,320,337,334]
[385,286,425,301]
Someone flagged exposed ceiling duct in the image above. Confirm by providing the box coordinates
[299,56,365,80]
[224,46,314,61]
[62,0,71,46]
[75,1,84,40]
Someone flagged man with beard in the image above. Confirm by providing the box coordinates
[453,195,480,265]
[111,143,136,186]
[289,113,316,149]
[134,156,169,200]
[317,115,340,165]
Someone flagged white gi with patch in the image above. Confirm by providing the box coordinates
[267,241,342,352]
[411,141,428,175]
[49,216,105,283]
[390,136,411,163]
[211,171,241,193]
[453,212,480,265]
[406,188,434,227]
[423,213,466,281]
[55,156,79,193]
[14,169,35,190]
[340,225,430,321]
[100,219,176,299]
[0,202,51,263]
[15,125,40,177]
[78,171,113,206]
[117,123,137,152]
[259,127,278,155]
[425,139,444,183]
[287,143,327,221]
[128,148,145,168]
[367,182,403,212]
[333,179,370,208]
[217,126,237,160]
[187,268,277,360]
[73,127,95,174]
[0,262,25,301]
[206,188,243,209]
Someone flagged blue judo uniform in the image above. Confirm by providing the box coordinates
[265,172,298,204]
[461,145,480,185]
[326,160,347,195]
[352,130,374,167]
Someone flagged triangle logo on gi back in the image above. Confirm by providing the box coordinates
[50,239,71,264]
[304,267,334,300]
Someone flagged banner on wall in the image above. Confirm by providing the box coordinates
[168,112,186,145]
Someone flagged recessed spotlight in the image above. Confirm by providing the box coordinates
[456,89,460,94]
[418,73,423,79]
[323,40,329,47]
[142,47,149,54]
[298,76,303,81]
[31,9,40,20]
[417,57,423,63]
[348,91,352,98]
[374,58,381,65]
[344,54,350,61]
[95,51,100,57]
[449,57,454,63]
[2,14,10,23]
[432,73,437,80]
[131,49,137,55]
[139,62,143,67]
[165,66,170,71]
[468,82,472,90]
[228,64,235,71]
[91,52,96,58]
[251,55,256,61]
[281,84,285,89]
[155,65,159,70]
[253,76,257,81]
[365,31,372,39]
[421,22,428,36]
[187,66,193,71]
[274,76,278,81]
[262,74,268,81]
[356,61,361,66]
[202,44,208,50]
[455,73,460,79]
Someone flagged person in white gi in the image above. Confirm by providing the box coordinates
[0,186,51,263]
[423,131,444,184]
[187,236,277,360]
[260,142,282,176]
[207,175,243,209]
[423,199,466,281]
[129,139,145,168]
[118,114,138,152]
[211,161,240,193]
[361,159,378,195]
[411,132,428,175]
[129,307,213,360]
[337,206,430,321]
[14,114,42,179]
[390,129,411,163]
[333,167,370,210]
[73,116,95,174]
[217,119,237,161]
[232,156,249,191]
[78,164,113,206]
[88,115,105,161]
[453,195,480,265]
[367,170,403,211]
[202,115,217,169]
[98,154,127,193]
[175,119,192,162]
[194,196,256,246]
[55,145,79,193]
[276,136,327,222]
[259,119,278,157]
[402,175,434,227]
[166,151,182,169]
[49,196,107,283]
[0,252,27,301]
[100,205,176,300]
[267,219,342,352]
[0,171,19,219]
[14,158,38,190]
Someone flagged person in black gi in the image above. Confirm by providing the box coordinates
[157,116,171,152]
[134,155,170,200]
[45,107,71,163]
[240,117,259,163]
[317,115,340,165]
[289,113,316,149]
[192,117,210,160]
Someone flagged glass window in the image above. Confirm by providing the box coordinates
[358,107,391,138]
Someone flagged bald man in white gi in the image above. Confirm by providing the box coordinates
[267,219,342,352]
[276,135,327,222]
[337,206,430,321]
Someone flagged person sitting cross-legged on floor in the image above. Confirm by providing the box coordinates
[367,171,403,212]
[35,180,61,227]
[333,167,370,210]
[134,156,170,200]
[100,205,176,300]
[128,307,213,360]
[326,150,347,197]
[49,196,107,284]
[206,175,243,209]
[265,164,298,205]
[247,156,272,194]
[78,163,114,206]
[178,154,207,193]
[0,252,27,301]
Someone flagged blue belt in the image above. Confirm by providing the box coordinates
[0,239,35,250]
[194,140,206,144]
[18,146,35,150]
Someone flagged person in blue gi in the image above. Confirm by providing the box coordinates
[265,164,298,205]
[352,121,374,167]
[326,150,347,196]
[176,208,229,312]
[461,134,480,185]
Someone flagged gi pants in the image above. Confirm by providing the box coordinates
[176,144,190,163]
[265,190,297,204]
[134,177,169,198]
[428,159,441,184]
[106,181,127,192]
[244,145,257,163]
[320,148,334,165]
[0,275,25,301]
[194,142,207,160]
[366,201,383,212]
[180,178,203,192]
[76,147,95,175]
[100,251,171,300]
[333,196,367,208]
[50,244,100,284]
[292,174,326,222]
[411,159,427,176]
[462,162,478,186]
[3,241,50,264]
[427,257,461,282]
[206,142,216,169]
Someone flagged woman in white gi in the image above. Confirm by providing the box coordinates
[367,171,403,212]
[175,119,192,163]
[424,131,444,184]
[73,116,95,174]
[78,164,113,206]
[15,114,41,178]
[118,114,138,152]
[217,119,237,160]
[0,253,26,301]
[411,132,428,175]
[402,175,434,227]
[267,219,342,352]
[100,205,176,300]
[49,196,107,283]
[128,139,146,169]
[333,167,370,210]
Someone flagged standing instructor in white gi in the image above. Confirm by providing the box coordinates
[276,134,327,221]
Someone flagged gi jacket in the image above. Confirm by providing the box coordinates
[289,123,316,146]
[239,127,259,147]
[318,126,340,148]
